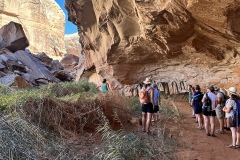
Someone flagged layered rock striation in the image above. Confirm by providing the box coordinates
[65,0,240,93]
[0,0,66,56]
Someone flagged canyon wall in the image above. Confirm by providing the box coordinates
[0,0,66,57]
[65,0,240,93]
[64,33,82,57]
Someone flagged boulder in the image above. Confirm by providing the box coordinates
[0,22,29,52]
[60,54,79,71]
[14,50,60,83]
[51,70,72,81]
[0,0,66,57]
[0,74,31,88]
[50,60,63,70]
[35,52,53,65]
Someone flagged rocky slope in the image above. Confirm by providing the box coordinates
[0,22,72,88]
[65,0,240,93]
[0,0,66,57]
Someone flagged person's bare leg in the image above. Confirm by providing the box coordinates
[236,131,240,146]
[204,115,209,134]
[210,116,215,135]
[146,112,152,132]
[219,119,224,133]
[230,127,236,146]
[201,114,204,128]
[142,112,146,131]
[155,112,159,121]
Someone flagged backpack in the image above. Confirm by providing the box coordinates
[220,92,229,104]
[202,93,212,112]
[139,90,150,103]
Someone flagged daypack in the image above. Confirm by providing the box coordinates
[220,92,229,105]
[202,93,212,112]
[139,90,150,104]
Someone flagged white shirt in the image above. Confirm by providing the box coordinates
[203,92,217,110]
[225,99,236,118]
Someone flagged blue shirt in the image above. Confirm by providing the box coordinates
[153,89,160,106]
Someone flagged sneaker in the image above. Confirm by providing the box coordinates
[215,129,224,134]
[197,126,204,130]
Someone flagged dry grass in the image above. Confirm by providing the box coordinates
[0,82,182,159]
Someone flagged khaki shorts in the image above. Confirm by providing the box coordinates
[216,104,224,120]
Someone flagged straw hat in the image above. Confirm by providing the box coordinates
[219,88,227,95]
[228,87,237,95]
[143,77,152,84]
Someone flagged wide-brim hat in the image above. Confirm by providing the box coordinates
[229,87,237,95]
[143,77,152,84]
[219,88,227,95]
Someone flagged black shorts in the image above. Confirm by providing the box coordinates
[203,110,216,116]
[141,103,154,113]
[228,117,240,128]
[153,105,159,113]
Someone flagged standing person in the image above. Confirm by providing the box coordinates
[202,86,217,137]
[151,83,160,123]
[215,87,226,134]
[139,78,154,134]
[223,87,240,148]
[189,85,196,119]
[191,85,204,129]
[101,79,112,93]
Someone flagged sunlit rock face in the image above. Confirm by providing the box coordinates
[65,0,240,93]
[64,33,82,57]
[0,0,66,57]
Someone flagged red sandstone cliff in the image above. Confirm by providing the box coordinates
[65,0,240,93]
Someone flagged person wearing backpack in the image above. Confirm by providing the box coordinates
[215,87,227,134]
[223,87,240,149]
[151,83,160,123]
[202,86,217,137]
[191,85,204,129]
[139,77,154,134]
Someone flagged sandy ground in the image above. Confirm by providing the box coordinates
[174,101,240,160]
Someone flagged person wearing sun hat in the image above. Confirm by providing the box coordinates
[223,87,240,149]
[139,77,154,134]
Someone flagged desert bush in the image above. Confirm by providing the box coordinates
[40,81,99,97]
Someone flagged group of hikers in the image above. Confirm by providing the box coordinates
[189,85,240,149]
[101,77,240,149]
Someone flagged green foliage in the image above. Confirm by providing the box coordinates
[128,97,141,115]
[0,81,99,112]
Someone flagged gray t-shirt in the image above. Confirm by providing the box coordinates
[203,92,217,110]
[217,92,224,106]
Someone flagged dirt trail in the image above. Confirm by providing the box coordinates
[174,101,240,160]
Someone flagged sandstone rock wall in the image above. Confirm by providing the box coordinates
[65,0,240,92]
[0,0,66,56]
[64,33,82,57]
